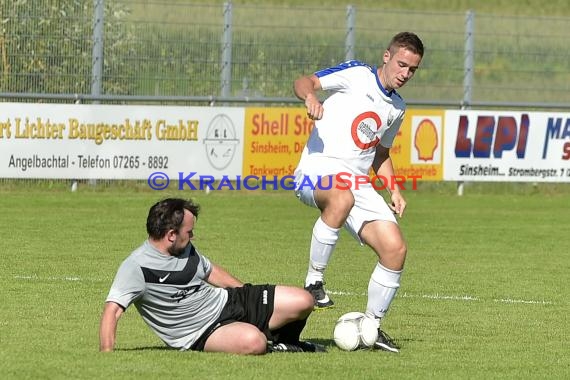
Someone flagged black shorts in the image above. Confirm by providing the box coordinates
[191,284,276,351]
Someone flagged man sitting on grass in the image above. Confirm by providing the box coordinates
[99,197,324,354]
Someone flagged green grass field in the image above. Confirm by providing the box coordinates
[1,184,569,379]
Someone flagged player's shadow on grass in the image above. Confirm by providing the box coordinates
[116,346,172,351]
[116,339,336,352]
[305,338,334,348]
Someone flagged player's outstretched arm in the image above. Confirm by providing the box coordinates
[99,301,124,352]
[205,263,244,288]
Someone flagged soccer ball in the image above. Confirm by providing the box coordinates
[333,312,378,351]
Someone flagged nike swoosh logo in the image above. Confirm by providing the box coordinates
[319,294,331,303]
[159,273,170,283]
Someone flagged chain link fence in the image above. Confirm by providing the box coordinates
[1,1,570,108]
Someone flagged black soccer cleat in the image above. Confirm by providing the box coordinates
[269,341,327,353]
[269,343,304,353]
[374,330,400,353]
[297,340,327,353]
[304,281,334,309]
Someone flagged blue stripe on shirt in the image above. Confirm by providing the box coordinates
[315,60,372,77]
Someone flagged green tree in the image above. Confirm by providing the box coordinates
[0,0,135,97]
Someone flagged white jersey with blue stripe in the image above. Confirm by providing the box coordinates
[296,60,406,176]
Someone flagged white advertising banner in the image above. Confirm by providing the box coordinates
[0,103,244,181]
[444,110,570,182]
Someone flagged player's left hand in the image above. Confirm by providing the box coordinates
[389,192,406,218]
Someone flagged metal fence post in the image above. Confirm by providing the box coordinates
[457,9,475,196]
[91,0,104,101]
[221,1,233,100]
[345,5,356,61]
[84,0,105,189]
[463,10,475,109]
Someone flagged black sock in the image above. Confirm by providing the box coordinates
[271,318,308,344]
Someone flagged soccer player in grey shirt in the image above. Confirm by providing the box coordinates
[99,198,324,354]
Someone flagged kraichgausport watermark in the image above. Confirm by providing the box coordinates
[147,171,422,191]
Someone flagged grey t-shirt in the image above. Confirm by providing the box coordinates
[106,240,228,350]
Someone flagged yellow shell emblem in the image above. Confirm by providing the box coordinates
[414,119,438,161]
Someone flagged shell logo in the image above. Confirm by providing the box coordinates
[414,118,438,161]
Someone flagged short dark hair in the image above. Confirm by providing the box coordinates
[146,198,200,239]
[388,32,424,58]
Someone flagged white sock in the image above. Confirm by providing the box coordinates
[365,262,402,328]
[305,217,340,287]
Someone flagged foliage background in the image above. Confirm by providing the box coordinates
[1,0,569,105]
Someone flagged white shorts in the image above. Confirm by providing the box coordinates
[294,167,397,245]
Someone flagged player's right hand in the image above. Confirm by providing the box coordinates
[305,93,324,120]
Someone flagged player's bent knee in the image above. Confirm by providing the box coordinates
[299,289,315,313]
[317,187,354,212]
[288,288,315,316]
[386,241,407,259]
[320,191,355,225]
[334,189,355,212]
[385,241,407,268]
[239,330,268,355]
[396,241,407,257]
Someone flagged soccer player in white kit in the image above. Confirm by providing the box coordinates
[293,32,424,353]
